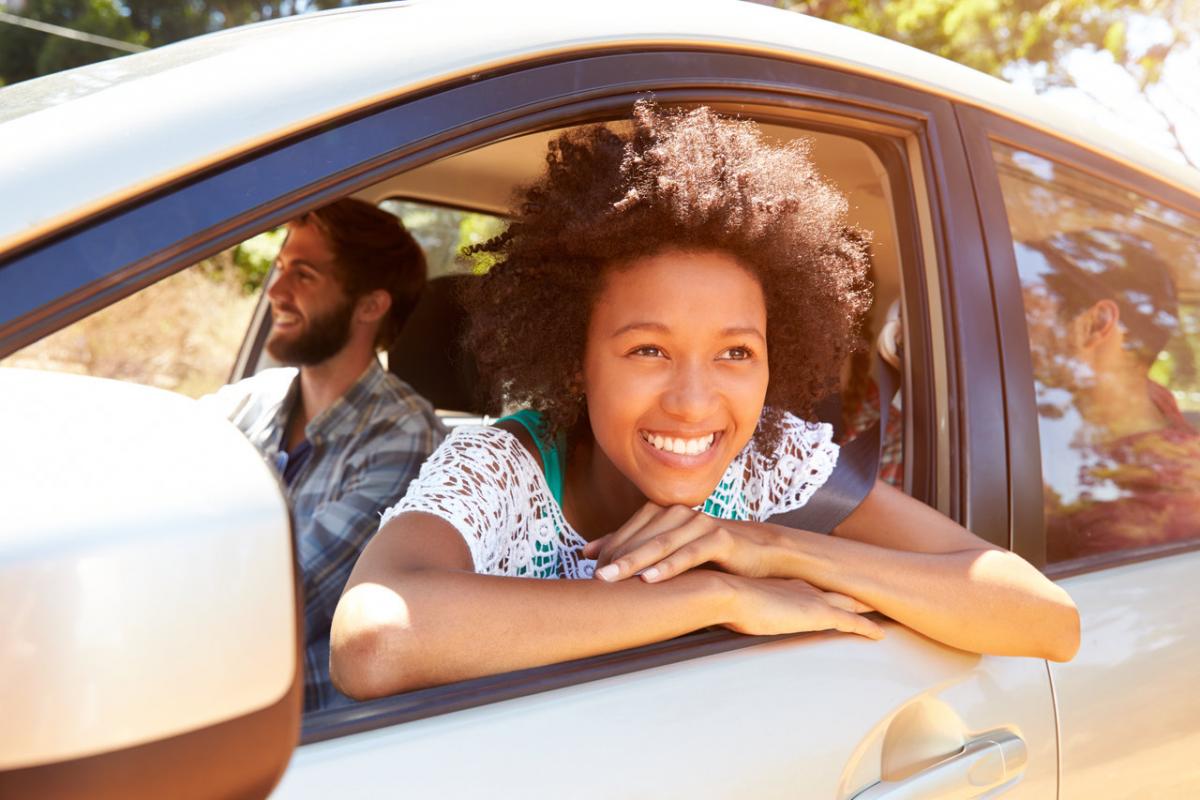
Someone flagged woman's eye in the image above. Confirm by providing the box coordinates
[630,345,665,358]
[721,346,754,361]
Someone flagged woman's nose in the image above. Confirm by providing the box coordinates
[659,361,719,421]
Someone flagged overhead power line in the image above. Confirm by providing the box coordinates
[0,10,149,53]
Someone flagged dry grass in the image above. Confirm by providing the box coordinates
[2,254,259,398]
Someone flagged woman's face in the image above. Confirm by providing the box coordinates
[582,249,769,506]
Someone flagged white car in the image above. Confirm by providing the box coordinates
[2,1,1198,797]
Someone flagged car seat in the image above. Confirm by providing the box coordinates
[387,274,497,416]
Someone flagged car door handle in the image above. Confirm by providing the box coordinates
[851,731,1028,800]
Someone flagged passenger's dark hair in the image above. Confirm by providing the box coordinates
[296,198,426,350]
[1033,228,1179,368]
[462,101,872,452]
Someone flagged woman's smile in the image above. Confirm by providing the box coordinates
[637,428,723,463]
[639,429,719,456]
[582,248,769,507]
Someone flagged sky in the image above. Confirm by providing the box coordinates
[1005,17,1200,169]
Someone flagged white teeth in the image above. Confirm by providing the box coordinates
[274,312,299,325]
[641,431,716,456]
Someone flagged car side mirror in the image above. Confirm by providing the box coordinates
[0,370,301,799]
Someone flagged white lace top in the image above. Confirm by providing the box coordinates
[379,412,838,580]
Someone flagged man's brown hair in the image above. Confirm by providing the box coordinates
[298,198,426,349]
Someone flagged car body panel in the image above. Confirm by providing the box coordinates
[956,104,1200,799]
[1051,552,1200,798]
[276,625,1056,799]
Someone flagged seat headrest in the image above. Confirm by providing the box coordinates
[388,274,495,415]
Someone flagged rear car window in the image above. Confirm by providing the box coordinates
[993,143,1200,565]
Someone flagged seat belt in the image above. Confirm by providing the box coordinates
[767,352,900,534]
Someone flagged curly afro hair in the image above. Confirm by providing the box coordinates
[463,101,871,454]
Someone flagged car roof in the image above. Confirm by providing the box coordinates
[1,0,1197,255]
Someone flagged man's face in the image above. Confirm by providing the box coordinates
[265,221,357,366]
[1023,283,1095,393]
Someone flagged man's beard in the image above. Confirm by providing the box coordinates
[266,296,356,366]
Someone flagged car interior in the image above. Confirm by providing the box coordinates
[245,116,910,466]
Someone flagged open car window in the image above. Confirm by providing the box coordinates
[1,98,935,744]
[0,238,273,397]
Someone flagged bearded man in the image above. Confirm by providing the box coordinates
[205,198,445,711]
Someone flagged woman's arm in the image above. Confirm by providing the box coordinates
[330,511,882,700]
[586,481,1081,662]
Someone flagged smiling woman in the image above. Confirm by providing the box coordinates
[329,102,1079,701]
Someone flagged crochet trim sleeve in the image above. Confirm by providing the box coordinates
[742,413,839,521]
[378,425,549,574]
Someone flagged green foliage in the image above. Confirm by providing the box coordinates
[778,0,1193,89]
[0,0,382,85]
[382,199,507,278]
[455,212,506,275]
[230,226,285,294]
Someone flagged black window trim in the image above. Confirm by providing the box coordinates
[1,49,983,739]
[956,103,1200,577]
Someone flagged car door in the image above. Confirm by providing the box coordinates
[959,106,1200,798]
[260,52,1054,799]
[0,27,1058,800]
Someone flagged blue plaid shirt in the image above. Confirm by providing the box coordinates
[205,360,445,711]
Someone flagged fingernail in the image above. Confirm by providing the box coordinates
[596,564,619,582]
[642,567,660,582]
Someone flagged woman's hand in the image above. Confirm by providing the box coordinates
[719,574,885,640]
[582,502,783,583]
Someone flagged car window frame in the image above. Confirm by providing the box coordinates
[0,48,986,740]
[956,104,1200,576]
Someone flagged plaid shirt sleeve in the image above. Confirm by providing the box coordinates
[291,393,445,711]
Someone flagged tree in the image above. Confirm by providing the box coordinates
[779,0,1200,167]
[0,0,370,86]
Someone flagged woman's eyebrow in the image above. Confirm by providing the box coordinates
[610,321,765,340]
[722,326,766,341]
[611,321,670,337]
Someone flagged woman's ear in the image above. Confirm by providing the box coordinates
[1082,299,1120,348]
[355,289,393,324]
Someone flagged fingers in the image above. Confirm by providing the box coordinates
[580,535,608,560]
[820,605,886,640]
[588,502,662,566]
[634,530,726,583]
[820,591,876,614]
[726,578,886,641]
[597,513,724,582]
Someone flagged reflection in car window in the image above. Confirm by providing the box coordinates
[380,199,507,278]
[0,237,272,397]
[994,144,1200,564]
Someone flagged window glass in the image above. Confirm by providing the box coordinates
[0,235,274,397]
[380,199,507,278]
[993,143,1200,563]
